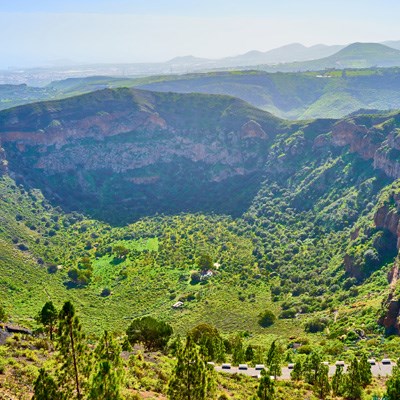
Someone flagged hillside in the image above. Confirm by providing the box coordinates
[0,88,285,224]
[1,88,400,341]
[256,43,400,73]
[138,68,400,119]
[4,88,400,399]
[5,66,400,121]
[302,43,400,70]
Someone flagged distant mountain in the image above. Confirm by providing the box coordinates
[163,43,346,68]
[3,41,400,85]
[323,42,400,66]
[220,43,345,66]
[259,43,400,72]
[382,40,400,51]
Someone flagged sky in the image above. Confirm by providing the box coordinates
[1,0,400,68]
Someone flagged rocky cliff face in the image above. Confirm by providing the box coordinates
[374,204,400,248]
[0,89,276,179]
[326,115,400,179]
[0,88,282,223]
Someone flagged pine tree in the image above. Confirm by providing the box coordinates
[88,331,124,400]
[304,350,322,384]
[245,345,255,362]
[37,301,58,340]
[33,368,60,400]
[386,360,400,400]
[314,363,330,399]
[167,335,208,400]
[359,353,372,387]
[332,365,344,396]
[266,340,282,379]
[190,323,225,362]
[257,369,275,400]
[56,301,91,400]
[290,359,303,381]
[232,335,245,365]
[344,357,363,400]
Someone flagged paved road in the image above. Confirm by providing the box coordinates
[215,362,396,379]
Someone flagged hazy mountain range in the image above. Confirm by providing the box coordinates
[2,41,400,86]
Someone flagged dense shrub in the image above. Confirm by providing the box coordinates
[127,316,173,351]
[258,310,276,327]
[304,317,328,333]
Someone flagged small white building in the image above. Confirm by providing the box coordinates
[172,301,184,309]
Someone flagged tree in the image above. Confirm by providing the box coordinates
[332,365,344,396]
[386,361,400,400]
[190,271,201,284]
[245,345,255,362]
[126,316,173,351]
[197,253,213,272]
[232,335,245,365]
[314,364,330,399]
[37,301,58,340]
[113,245,129,260]
[291,359,303,381]
[304,350,322,384]
[33,368,60,400]
[189,323,225,362]
[359,353,372,387]
[167,335,208,400]
[0,303,6,322]
[343,357,363,400]
[257,369,275,400]
[266,340,282,379]
[88,331,124,400]
[258,310,276,328]
[56,301,91,400]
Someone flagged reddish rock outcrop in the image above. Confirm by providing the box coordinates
[374,190,400,248]
[240,120,268,140]
[379,294,400,335]
[331,120,378,159]
[326,119,400,179]
[373,148,400,179]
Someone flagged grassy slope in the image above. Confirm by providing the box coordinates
[0,121,397,356]
[4,67,400,120]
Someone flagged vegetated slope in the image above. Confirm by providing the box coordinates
[3,89,400,342]
[138,68,400,119]
[0,83,59,111]
[5,67,400,120]
[0,88,286,224]
[46,68,400,120]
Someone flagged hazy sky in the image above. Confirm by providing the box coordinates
[1,0,400,68]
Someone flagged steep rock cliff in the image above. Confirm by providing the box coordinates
[0,88,283,223]
[328,114,400,179]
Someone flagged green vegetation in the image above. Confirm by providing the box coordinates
[167,335,209,400]
[126,316,173,351]
[4,65,400,121]
[2,84,400,398]
[36,301,58,340]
